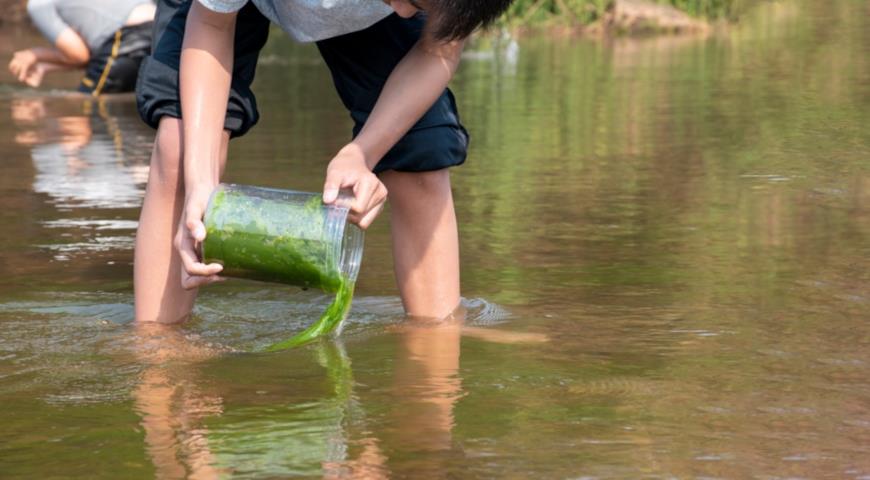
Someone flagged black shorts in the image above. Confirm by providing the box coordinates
[316,14,469,173]
[135,4,468,172]
[79,22,152,95]
[135,0,270,137]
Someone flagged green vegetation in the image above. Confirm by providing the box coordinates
[663,0,741,17]
[265,280,355,351]
[203,187,343,291]
[203,185,356,349]
[502,0,749,27]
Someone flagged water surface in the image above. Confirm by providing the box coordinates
[0,1,868,478]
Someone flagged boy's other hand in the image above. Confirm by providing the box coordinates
[8,50,38,84]
[175,186,224,289]
[22,63,48,88]
[323,143,388,229]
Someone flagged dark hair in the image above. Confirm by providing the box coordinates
[428,0,514,41]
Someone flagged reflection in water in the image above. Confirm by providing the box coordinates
[129,335,349,477]
[334,313,546,478]
[6,95,150,265]
[11,96,148,209]
[323,318,466,479]
[133,324,226,479]
[380,318,464,476]
[462,29,520,78]
[129,311,543,478]
[130,322,360,478]
[0,0,869,477]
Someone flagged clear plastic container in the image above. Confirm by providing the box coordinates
[202,184,364,291]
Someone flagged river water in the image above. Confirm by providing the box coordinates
[0,1,868,478]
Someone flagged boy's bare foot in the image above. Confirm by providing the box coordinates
[388,303,549,344]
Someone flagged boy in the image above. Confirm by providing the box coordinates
[9,0,155,94]
[134,0,511,323]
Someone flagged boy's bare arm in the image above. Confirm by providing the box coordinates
[8,28,90,84]
[177,1,238,286]
[354,33,463,168]
[322,30,464,228]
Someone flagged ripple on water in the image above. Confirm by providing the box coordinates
[566,376,664,398]
[0,290,518,405]
[0,293,137,403]
[193,290,515,351]
[36,218,138,262]
[41,219,139,230]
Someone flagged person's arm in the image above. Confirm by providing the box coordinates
[10,0,90,86]
[175,1,239,287]
[8,55,61,87]
[322,25,465,228]
[10,35,89,68]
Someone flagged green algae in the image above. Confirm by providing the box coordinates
[264,279,354,351]
[203,188,343,292]
[202,185,357,350]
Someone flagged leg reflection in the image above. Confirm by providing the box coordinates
[131,323,226,480]
[338,306,548,477]
[391,317,464,452]
[368,315,465,478]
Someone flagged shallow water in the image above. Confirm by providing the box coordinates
[0,1,868,478]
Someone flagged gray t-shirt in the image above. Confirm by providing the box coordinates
[27,0,153,51]
[199,0,393,43]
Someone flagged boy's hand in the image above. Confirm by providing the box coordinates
[8,50,37,84]
[175,185,224,289]
[22,62,47,88]
[323,143,387,229]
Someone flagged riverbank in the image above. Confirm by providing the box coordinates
[506,0,716,36]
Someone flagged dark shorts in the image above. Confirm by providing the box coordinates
[135,0,271,137]
[316,14,469,173]
[135,4,468,172]
[79,22,152,95]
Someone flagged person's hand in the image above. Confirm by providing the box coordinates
[8,49,38,85]
[323,143,387,229]
[22,62,47,88]
[174,185,224,289]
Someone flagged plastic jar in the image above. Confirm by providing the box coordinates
[202,184,363,291]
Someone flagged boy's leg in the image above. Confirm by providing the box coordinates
[380,169,461,318]
[133,0,270,323]
[134,118,191,323]
[316,14,470,318]
[134,117,230,323]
